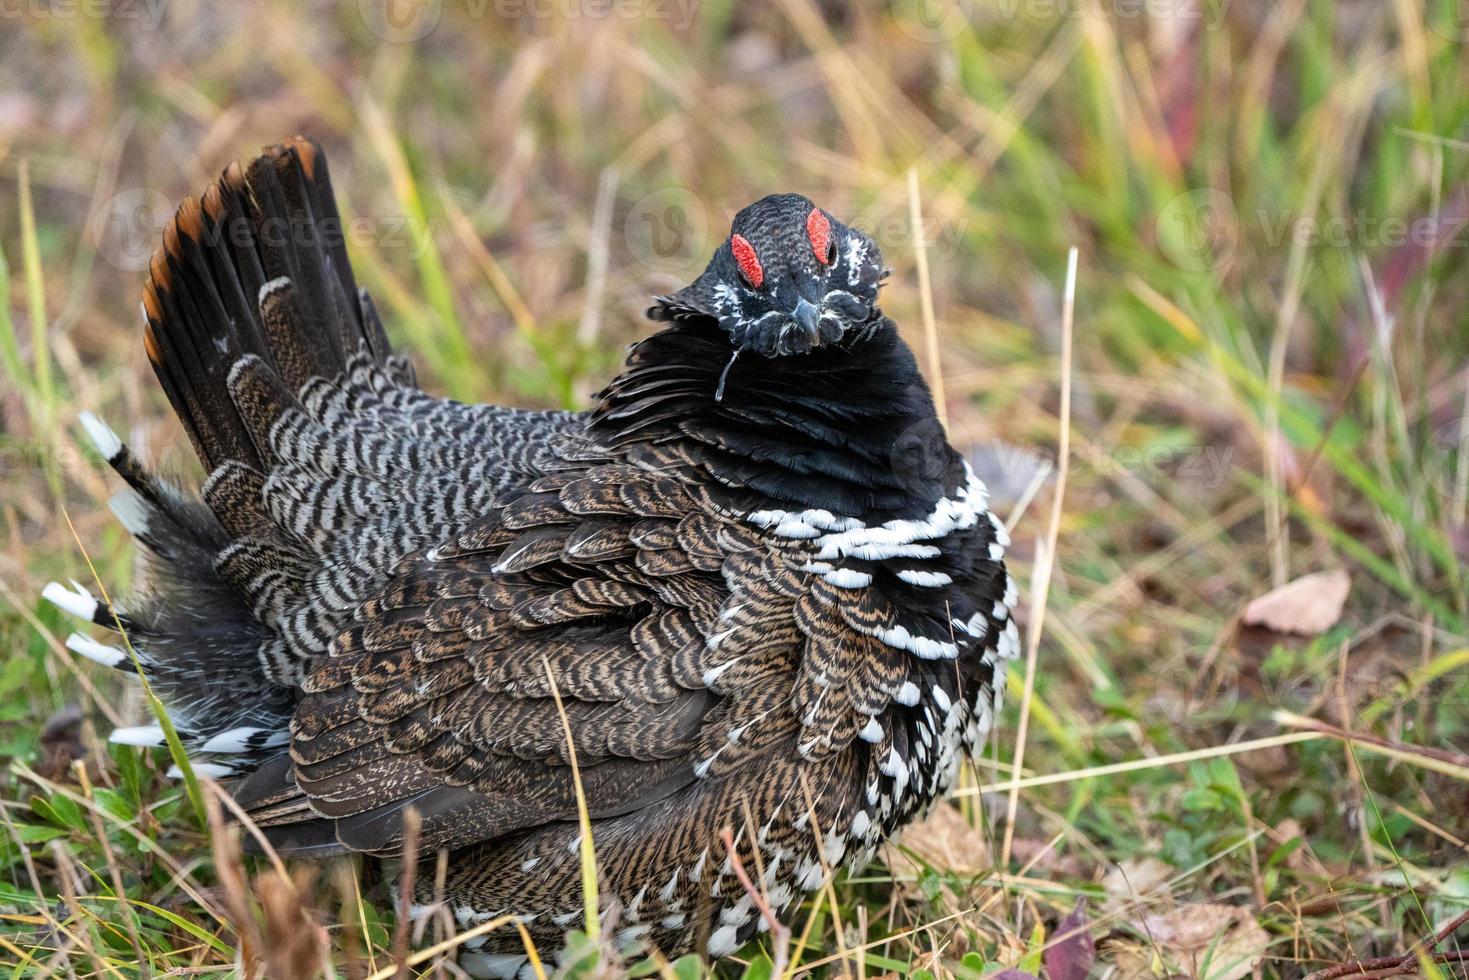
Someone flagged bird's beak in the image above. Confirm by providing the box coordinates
[792,299,821,344]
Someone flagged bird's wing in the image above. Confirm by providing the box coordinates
[236,448,745,854]
[238,428,959,857]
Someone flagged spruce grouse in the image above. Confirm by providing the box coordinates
[48,137,1017,975]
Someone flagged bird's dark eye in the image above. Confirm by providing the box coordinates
[826,237,838,265]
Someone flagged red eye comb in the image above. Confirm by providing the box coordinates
[731,234,763,287]
[807,208,832,265]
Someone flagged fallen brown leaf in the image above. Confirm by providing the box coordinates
[886,802,992,875]
[1102,857,1174,911]
[1139,904,1270,980]
[1242,569,1350,635]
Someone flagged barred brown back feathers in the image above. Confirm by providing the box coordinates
[50,138,1016,976]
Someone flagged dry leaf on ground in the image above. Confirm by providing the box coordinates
[1102,856,1174,911]
[1241,569,1350,635]
[1138,904,1270,980]
[886,802,992,876]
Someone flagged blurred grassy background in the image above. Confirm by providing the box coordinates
[2,0,1469,976]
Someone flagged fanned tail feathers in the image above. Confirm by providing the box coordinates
[48,137,575,782]
[47,138,409,775]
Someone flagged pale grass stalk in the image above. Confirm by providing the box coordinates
[795,770,851,976]
[737,795,771,901]
[1360,255,1432,598]
[1386,801,1465,852]
[429,847,453,980]
[362,914,544,980]
[1264,70,1351,589]
[1004,457,1054,534]
[204,780,295,890]
[204,788,259,972]
[50,836,125,978]
[957,730,1325,796]
[75,761,145,966]
[1273,711,1469,782]
[17,161,62,504]
[1000,246,1077,870]
[62,505,207,828]
[577,166,619,346]
[1453,367,1469,532]
[350,857,380,976]
[392,807,422,980]
[908,168,945,431]
[17,161,53,436]
[543,655,600,947]
[441,189,540,337]
[9,762,229,927]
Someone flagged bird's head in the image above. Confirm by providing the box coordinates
[649,193,885,356]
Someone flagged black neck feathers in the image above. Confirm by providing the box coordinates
[591,318,962,521]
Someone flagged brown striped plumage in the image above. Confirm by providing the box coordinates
[50,139,1015,976]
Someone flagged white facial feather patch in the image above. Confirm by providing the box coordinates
[843,236,869,278]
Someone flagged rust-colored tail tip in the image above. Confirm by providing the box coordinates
[221,159,247,192]
[282,135,319,178]
[142,320,162,367]
[142,278,163,325]
[201,181,226,222]
[148,241,171,294]
[174,195,205,243]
